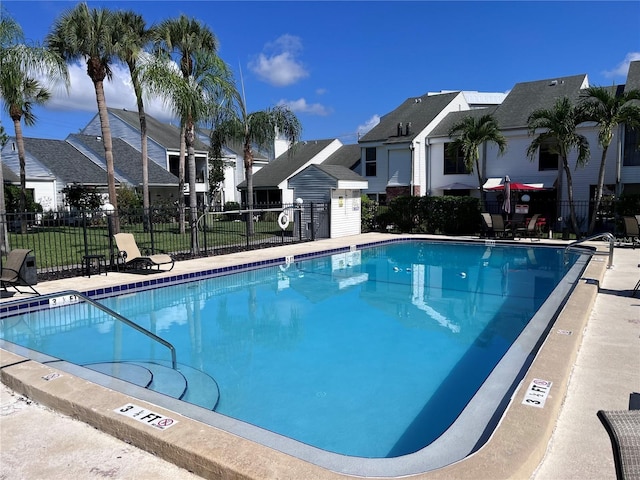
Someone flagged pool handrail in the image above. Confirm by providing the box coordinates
[564,232,616,268]
[6,290,177,369]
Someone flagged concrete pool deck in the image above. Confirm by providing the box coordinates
[1,233,638,479]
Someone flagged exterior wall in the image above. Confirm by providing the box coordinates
[1,142,61,209]
[386,185,411,201]
[427,123,628,210]
[361,92,470,199]
[278,139,343,205]
[27,180,58,211]
[330,188,361,238]
[288,169,332,204]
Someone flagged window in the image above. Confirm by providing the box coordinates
[365,147,376,176]
[539,140,558,171]
[623,125,640,166]
[444,143,467,175]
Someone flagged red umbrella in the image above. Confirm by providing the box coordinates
[487,182,543,191]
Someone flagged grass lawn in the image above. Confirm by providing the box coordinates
[5,218,293,271]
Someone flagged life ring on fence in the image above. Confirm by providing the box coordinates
[278,211,290,230]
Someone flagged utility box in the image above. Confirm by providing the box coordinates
[19,254,38,285]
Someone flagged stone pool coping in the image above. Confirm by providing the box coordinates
[0,233,607,479]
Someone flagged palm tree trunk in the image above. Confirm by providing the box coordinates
[588,146,609,235]
[93,78,120,232]
[562,158,580,238]
[186,121,199,254]
[134,81,150,232]
[178,124,186,234]
[12,117,28,234]
[0,156,9,254]
[475,159,486,210]
[244,143,255,236]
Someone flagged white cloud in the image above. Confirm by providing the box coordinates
[278,98,330,116]
[45,61,175,123]
[357,115,380,135]
[603,52,640,78]
[249,34,309,87]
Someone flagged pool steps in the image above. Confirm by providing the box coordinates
[84,361,220,410]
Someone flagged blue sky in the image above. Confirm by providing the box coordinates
[1,1,639,145]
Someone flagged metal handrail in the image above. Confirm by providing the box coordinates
[564,232,616,268]
[9,290,177,369]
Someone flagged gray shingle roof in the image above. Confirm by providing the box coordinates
[313,164,366,182]
[108,108,209,152]
[625,60,640,92]
[429,107,498,138]
[23,137,109,185]
[322,144,361,169]
[2,162,19,183]
[69,134,179,186]
[358,91,461,143]
[238,139,336,189]
[492,74,588,128]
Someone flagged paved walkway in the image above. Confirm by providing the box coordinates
[532,245,640,480]
[1,236,639,479]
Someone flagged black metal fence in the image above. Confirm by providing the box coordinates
[0,203,327,280]
[483,199,619,236]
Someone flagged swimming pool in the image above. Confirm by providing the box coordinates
[0,239,586,476]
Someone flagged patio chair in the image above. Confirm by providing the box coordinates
[480,213,494,238]
[490,213,512,238]
[597,409,640,480]
[0,248,39,295]
[515,214,541,240]
[622,216,639,248]
[113,233,174,272]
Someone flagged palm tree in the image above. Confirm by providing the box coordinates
[1,13,68,234]
[579,86,640,234]
[141,48,236,254]
[447,113,507,208]
[210,100,302,235]
[152,15,219,235]
[113,10,154,228]
[46,3,120,225]
[527,97,590,237]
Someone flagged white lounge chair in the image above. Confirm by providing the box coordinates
[113,233,174,272]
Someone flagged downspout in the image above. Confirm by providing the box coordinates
[425,137,431,195]
[409,142,415,196]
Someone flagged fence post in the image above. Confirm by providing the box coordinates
[310,203,315,241]
[149,209,155,252]
[82,211,88,257]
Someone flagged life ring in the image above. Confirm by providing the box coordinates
[278,211,290,230]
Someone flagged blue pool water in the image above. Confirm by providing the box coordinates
[1,241,580,460]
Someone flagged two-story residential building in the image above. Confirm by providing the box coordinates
[358,60,640,230]
[0,137,113,210]
[357,91,506,203]
[82,108,208,205]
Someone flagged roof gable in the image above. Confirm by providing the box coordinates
[240,139,338,189]
[493,74,588,128]
[108,108,209,152]
[359,91,462,143]
[322,144,361,169]
[68,134,178,186]
[625,60,640,92]
[24,137,108,185]
[429,106,498,138]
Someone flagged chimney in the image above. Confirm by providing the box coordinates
[405,122,411,136]
[397,122,403,136]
